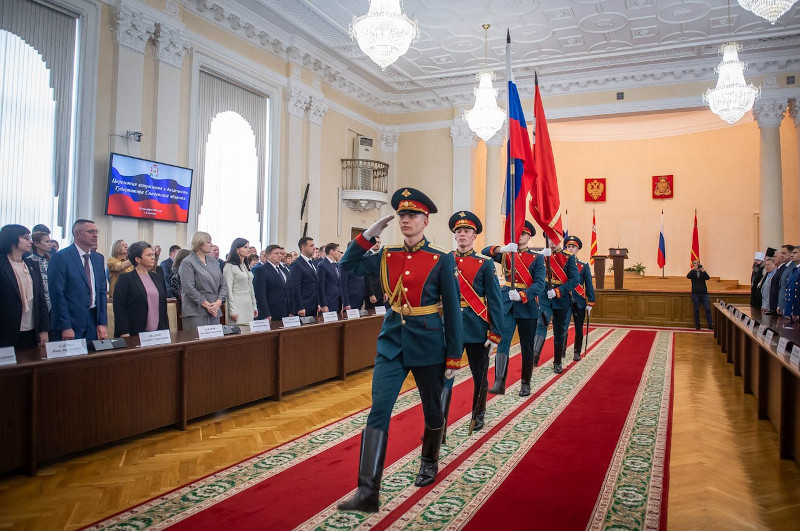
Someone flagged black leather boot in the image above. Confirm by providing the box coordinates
[440,382,453,445]
[573,348,581,361]
[519,359,534,397]
[488,352,508,395]
[415,425,443,487]
[472,382,488,432]
[337,427,388,512]
[531,334,546,367]
[553,343,563,374]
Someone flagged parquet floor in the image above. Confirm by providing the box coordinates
[0,331,798,530]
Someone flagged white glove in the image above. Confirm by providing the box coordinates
[445,368,458,379]
[586,305,593,314]
[538,248,552,257]
[484,338,499,351]
[498,243,518,254]
[547,289,557,299]
[508,289,521,302]
[363,214,395,240]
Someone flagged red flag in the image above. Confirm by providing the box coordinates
[691,210,700,267]
[529,73,564,244]
[590,210,598,265]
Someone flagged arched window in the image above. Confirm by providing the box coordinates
[0,29,60,236]
[198,111,261,253]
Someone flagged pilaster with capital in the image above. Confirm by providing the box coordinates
[753,97,787,249]
[450,122,477,149]
[753,97,787,129]
[379,127,399,154]
[286,86,311,118]
[308,96,328,126]
[306,95,327,238]
[113,4,156,54]
[156,25,191,68]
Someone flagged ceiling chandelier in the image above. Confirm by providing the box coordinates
[464,24,505,142]
[703,42,760,124]
[737,0,797,24]
[350,0,418,71]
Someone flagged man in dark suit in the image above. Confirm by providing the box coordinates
[48,219,108,341]
[253,244,291,320]
[363,236,386,309]
[289,236,319,316]
[160,245,181,298]
[342,266,365,310]
[317,242,344,312]
[769,246,789,313]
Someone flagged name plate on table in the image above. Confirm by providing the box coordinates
[322,311,339,323]
[249,319,271,332]
[791,345,800,366]
[197,325,224,339]
[748,320,756,332]
[0,347,16,366]
[346,309,361,320]
[777,337,790,356]
[282,316,301,328]
[764,329,775,345]
[756,325,766,341]
[139,330,172,347]
[374,305,386,316]
[45,339,88,358]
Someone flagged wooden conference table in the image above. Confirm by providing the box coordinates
[0,312,384,476]
[713,302,800,465]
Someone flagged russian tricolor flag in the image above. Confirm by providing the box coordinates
[657,209,666,269]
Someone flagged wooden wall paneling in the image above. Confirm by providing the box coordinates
[0,368,32,474]
[29,367,37,476]
[757,347,769,419]
[766,356,783,431]
[280,325,341,392]
[276,332,284,401]
[339,322,347,381]
[745,338,759,395]
[592,291,750,328]
[180,350,187,430]
[734,330,743,376]
[344,317,382,374]
[185,342,222,419]
[780,367,797,460]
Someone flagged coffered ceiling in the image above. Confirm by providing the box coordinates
[187,0,800,111]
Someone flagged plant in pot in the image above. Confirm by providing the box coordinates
[624,262,646,276]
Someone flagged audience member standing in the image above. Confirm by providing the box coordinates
[289,237,320,317]
[210,244,225,271]
[769,246,789,313]
[760,260,777,313]
[179,232,226,331]
[363,236,386,309]
[342,267,365,311]
[107,240,133,298]
[161,245,181,298]
[28,231,52,311]
[112,241,168,337]
[782,246,800,320]
[778,245,797,313]
[0,225,50,348]
[687,260,713,330]
[223,238,258,326]
[750,252,765,308]
[253,244,291,321]
[48,219,108,341]
[317,242,344,312]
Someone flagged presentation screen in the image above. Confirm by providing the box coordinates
[105,153,193,223]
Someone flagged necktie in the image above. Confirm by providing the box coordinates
[335,262,340,278]
[276,264,285,283]
[83,253,92,285]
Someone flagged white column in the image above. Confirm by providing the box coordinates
[378,127,400,243]
[108,4,155,252]
[484,132,505,246]
[307,94,328,242]
[753,97,787,249]
[152,23,191,249]
[450,120,477,213]
[284,79,310,249]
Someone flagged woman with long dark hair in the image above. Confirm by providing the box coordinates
[223,238,257,326]
[112,241,169,337]
[28,231,52,311]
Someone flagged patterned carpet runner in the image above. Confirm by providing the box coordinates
[86,327,673,531]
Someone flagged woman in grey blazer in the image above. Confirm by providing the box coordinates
[179,231,227,332]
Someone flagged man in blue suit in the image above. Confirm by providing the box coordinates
[288,236,319,316]
[48,219,108,341]
[253,244,291,321]
[342,267,365,310]
[317,242,344,312]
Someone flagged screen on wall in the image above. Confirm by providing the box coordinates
[105,153,193,223]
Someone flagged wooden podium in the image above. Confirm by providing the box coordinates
[592,256,607,289]
[609,248,628,290]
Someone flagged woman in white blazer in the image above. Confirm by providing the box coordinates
[223,237,257,326]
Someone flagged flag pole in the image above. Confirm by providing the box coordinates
[506,29,516,286]
[661,208,665,279]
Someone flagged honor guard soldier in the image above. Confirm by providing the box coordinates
[440,210,504,441]
[337,187,463,513]
[535,238,580,374]
[482,220,546,396]
[563,236,595,361]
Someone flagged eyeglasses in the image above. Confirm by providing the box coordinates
[81,229,100,235]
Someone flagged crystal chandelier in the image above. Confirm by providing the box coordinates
[703,42,760,124]
[350,0,418,71]
[464,24,505,142]
[737,0,797,24]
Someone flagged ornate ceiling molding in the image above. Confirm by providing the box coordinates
[113,4,156,54]
[379,127,399,153]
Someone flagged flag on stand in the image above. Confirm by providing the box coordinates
[501,31,534,244]
[590,210,598,265]
[691,209,700,267]
[657,209,666,269]
[563,210,569,242]
[529,72,564,244]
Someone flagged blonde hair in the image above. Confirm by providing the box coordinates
[191,231,212,252]
[110,239,126,258]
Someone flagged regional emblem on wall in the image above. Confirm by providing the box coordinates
[652,175,674,199]
[585,178,606,202]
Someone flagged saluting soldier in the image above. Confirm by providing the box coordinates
[564,236,595,361]
[535,238,580,374]
[337,187,463,513]
[482,221,547,396]
[439,210,504,441]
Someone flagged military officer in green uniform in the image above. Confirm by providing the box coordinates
[337,187,463,513]
[535,237,580,374]
[482,221,547,396]
[439,210,504,441]
[564,236,595,361]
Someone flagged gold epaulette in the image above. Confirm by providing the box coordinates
[427,242,451,254]
[474,252,491,261]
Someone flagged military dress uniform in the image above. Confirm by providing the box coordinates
[536,245,580,373]
[564,236,596,361]
[482,220,546,396]
[440,211,504,440]
[337,188,463,513]
[782,265,800,319]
